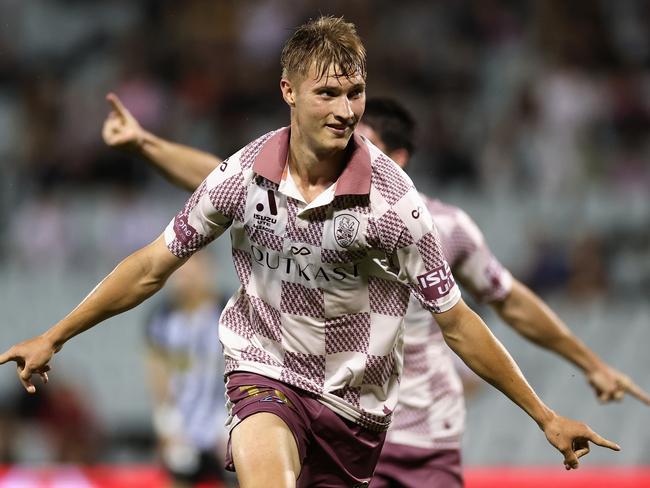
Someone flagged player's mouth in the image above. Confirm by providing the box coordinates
[325,123,351,137]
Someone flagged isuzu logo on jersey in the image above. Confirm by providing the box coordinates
[417,262,456,300]
[253,189,279,232]
[334,214,360,248]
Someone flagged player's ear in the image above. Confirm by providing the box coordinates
[388,148,410,169]
[280,78,296,108]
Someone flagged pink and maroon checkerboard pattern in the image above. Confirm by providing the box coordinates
[165,129,461,432]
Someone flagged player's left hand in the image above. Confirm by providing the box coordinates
[587,365,650,405]
[542,414,620,470]
[0,335,56,394]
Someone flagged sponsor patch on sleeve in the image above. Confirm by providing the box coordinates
[173,214,197,245]
[416,262,456,301]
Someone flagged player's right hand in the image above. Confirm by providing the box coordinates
[0,335,56,394]
[542,413,620,470]
[102,93,146,151]
[587,366,650,405]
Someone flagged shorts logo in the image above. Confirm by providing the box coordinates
[260,394,287,405]
[334,214,360,248]
[173,214,197,245]
[417,262,456,300]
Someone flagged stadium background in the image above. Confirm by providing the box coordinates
[0,0,648,486]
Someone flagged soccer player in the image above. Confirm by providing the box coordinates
[359,99,650,487]
[103,91,649,487]
[1,17,620,488]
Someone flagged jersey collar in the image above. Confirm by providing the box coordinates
[253,127,372,196]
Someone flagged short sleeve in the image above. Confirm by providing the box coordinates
[448,209,512,303]
[164,156,246,259]
[375,185,461,314]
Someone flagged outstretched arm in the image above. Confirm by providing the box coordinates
[0,236,186,393]
[436,299,620,470]
[102,93,220,191]
[492,278,650,405]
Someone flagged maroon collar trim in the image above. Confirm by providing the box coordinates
[252,127,371,196]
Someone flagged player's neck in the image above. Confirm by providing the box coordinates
[288,128,346,203]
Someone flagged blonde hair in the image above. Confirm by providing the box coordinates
[281,16,367,82]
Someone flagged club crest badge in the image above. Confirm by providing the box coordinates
[334,214,360,248]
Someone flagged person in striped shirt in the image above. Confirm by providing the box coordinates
[2,16,619,488]
[145,252,230,487]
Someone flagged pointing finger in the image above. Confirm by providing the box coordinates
[623,380,650,405]
[106,93,128,119]
[0,349,16,365]
[587,431,620,451]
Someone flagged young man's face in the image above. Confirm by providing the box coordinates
[282,63,366,155]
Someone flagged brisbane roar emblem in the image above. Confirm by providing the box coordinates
[334,214,360,248]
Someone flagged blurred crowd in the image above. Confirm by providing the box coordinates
[0,0,650,268]
[2,0,649,301]
[1,1,649,287]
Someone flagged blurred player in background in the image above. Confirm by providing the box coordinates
[102,93,649,487]
[0,16,621,488]
[145,251,231,487]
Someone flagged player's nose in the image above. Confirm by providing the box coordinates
[333,96,355,123]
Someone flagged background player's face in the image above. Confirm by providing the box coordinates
[356,122,385,151]
[168,252,214,306]
[283,63,366,155]
[356,122,410,169]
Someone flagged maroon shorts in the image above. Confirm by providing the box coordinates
[370,442,463,488]
[225,372,386,488]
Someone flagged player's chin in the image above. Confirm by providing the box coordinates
[322,130,352,150]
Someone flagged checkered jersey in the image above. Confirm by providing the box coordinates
[385,195,512,449]
[164,128,461,432]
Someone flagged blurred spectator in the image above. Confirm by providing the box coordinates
[566,234,609,301]
[145,252,230,488]
[0,379,103,464]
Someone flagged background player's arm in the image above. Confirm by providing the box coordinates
[435,299,620,469]
[102,93,219,192]
[448,204,650,406]
[0,236,186,393]
[145,347,185,443]
[145,346,173,407]
[491,278,650,404]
